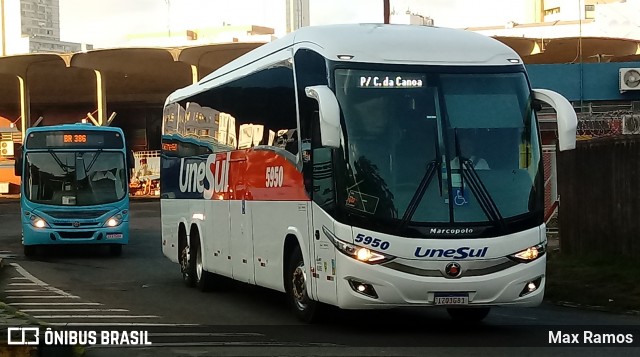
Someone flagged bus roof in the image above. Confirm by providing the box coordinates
[167,24,522,104]
[25,123,124,134]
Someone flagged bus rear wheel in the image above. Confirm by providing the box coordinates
[285,246,318,323]
[194,239,215,292]
[446,307,491,322]
[181,243,196,287]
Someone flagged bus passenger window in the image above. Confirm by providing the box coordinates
[275,129,298,155]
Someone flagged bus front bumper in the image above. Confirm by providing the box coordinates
[22,222,129,246]
[332,253,546,309]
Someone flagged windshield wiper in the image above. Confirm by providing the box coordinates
[48,150,71,173]
[397,159,439,232]
[461,159,505,230]
[85,149,103,173]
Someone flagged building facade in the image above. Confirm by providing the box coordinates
[285,0,309,33]
[0,0,92,55]
[472,0,640,41]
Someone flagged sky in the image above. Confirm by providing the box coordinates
[59,0,529,47]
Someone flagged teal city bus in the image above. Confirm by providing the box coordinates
[14,123,135,256]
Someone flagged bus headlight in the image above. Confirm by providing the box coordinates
[104,213,123,227]
[322,226,395,264]
[29,214,49,228]
[508,243,546,263]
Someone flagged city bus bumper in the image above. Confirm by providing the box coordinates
[333,253,546,309]
[22,222,129,246]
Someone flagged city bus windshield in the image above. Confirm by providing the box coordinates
[334,68,542,236]
[24,151,127,206]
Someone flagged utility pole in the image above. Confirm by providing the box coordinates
[383,0,390,24]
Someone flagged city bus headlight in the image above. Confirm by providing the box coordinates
[322,226,395,264]
[508,243,546,263]
[103,213,123,227]
[29,214,49,228]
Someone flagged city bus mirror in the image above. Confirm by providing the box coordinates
[14,145,22,177]
[533,89,577,151]
[305,85,341,149]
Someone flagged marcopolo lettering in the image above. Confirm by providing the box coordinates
[179,152,230,198]
[429,228,474,235]
[414,246,489,259]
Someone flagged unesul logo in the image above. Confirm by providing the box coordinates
[414,246,488,259]
[179,153,230,198]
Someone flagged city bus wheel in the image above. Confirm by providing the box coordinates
[24,245,36,257]
[446,307,491,322]
[181,243,196,287]
[109,244,123,257]
[285,246,318,323]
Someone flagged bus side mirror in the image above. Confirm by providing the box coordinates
[127,150,136,170]
[533,89,577,151]
[14,145,22,177]
[305,85,341,149]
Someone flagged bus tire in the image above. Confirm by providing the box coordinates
[109,244,123,257]
[446,307,491,322]
[181,241,196,288]
[194,239,214,292]
[24,245,36,257]
[285,246,318,323]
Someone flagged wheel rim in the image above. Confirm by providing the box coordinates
[291,262,308,311]
[196,245,203,280]
[180,245,189,274]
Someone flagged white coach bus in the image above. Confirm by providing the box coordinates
[160,24,577,322]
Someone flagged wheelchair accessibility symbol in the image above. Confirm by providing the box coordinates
[453,188,468,206]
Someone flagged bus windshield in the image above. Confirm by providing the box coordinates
[24,151,127,206]
[334,68,542,235]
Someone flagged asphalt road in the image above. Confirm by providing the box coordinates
[1,200,639,356]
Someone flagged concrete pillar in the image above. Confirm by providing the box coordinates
[1,0,6,56]
[190,64,199,84]
[17,75,30,140]
[95,69,106,126]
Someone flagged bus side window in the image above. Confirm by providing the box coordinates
[301,110,319,196]
[311,111,335,209]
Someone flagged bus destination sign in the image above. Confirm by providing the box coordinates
[26,130,125,149]
[64,134,87,143]
[358,74,424,88]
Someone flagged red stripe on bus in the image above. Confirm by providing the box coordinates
[209,148,309,201]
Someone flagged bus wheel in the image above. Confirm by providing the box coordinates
[285,246,317,323]
[180,243,196,287]
[194,241,214,292]
[24,245,36,257]
[109,244,123,257]
[446,307,491,322]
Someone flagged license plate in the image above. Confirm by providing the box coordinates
[106,233,123,239]
[434,293,469,305]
